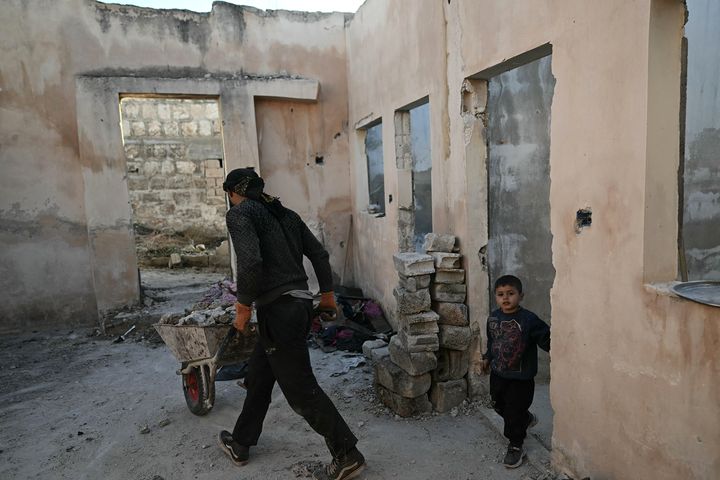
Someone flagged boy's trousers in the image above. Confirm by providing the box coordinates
[232,296,357,457]
[489,372,535,447]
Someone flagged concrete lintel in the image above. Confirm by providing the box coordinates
[469,43,553,80]
[247,77,320,102]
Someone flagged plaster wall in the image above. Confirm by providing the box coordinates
[348,0,718,477]
[447,0,717,478]
[0,0,351,332]
[345,0,449,326]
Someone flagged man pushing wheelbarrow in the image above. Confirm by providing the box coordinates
[218,167,366,480]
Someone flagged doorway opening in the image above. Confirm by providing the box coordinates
[485,52,556,451]
[118,96,231,274]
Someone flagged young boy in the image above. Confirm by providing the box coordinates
[481,275,550,468]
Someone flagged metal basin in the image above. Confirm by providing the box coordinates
[671,281,720,308]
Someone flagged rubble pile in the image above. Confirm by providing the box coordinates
[365,233,478,417]
[158,278,238,326]
[158,305,235,326]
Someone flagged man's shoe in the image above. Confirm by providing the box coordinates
[503,444,525,468]
[217,430,249,466]
[312,447,366,480]
[527,411,538,429]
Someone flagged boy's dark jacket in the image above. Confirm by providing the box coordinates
[484,307,550,380]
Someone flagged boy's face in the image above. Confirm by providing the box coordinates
[495,285,523,314]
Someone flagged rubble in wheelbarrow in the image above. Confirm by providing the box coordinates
[158,277,239,326]
[158,305,235,326]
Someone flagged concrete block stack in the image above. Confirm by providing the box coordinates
[373,252,438,417]
[369,238,478,417]
[424,233,475,413]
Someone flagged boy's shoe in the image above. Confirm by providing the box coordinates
[312,447,366,480]
[503,444,525,468]
[217,430,249,466]
[527,412,538,429]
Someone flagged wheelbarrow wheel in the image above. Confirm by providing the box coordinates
[182,365,215,416]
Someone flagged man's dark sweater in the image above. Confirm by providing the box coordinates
[484,307,551,380]
[226,199,333,306]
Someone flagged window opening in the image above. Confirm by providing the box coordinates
[364,122,385,215]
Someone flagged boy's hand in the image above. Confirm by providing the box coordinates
[481,359,490,375]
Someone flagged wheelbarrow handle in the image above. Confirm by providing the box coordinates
[214,328,237,362]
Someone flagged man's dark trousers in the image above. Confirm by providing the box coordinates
[489,372,535,447]
[232,296,357,457]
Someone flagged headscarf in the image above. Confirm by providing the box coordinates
[222,167,287,219]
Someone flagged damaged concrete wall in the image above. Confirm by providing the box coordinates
[448,0,718,478]
[348,0,719,478]
[0,0,351,332]
[683,0,720,280]
[345,0,449,327]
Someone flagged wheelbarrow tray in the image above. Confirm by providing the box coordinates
[154,324,257,363]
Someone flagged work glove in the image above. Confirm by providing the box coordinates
[234,303,253,335]
[317,291,338,321]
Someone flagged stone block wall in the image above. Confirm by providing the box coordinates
[120,98,226,237]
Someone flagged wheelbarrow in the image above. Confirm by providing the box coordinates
[154,323,258,416]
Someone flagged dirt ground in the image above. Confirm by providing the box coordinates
[0,270,553,480]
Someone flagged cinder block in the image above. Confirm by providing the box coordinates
[438,324,473,351]
[393,253,435,276]
[398,273,431,292]
[168,253,182,268]
[181,254,209,268]
[433,348,470,381]
[398,310,439,326]
[374,357,431,397]
[402,320,439,336]
[434,268,465,284]
[375,383,432,418]
[430,379,467,413]
[397,169,413,208]
[430,284,466,303]
[388,336,437,375]
[206,167,224,178]
[362,339,389,362]
[429,252,462,269]
[433,302,469,326]
[204,159,222,170]
[394,287,431,315]
[422,233,456,253]
[397,330,439,353]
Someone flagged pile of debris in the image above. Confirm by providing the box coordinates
[310,289,390,353]
[158,305,235,326]
[158,278,238,326]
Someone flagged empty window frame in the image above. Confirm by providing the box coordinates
[409,102,432,250]
[364,121,385,215]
